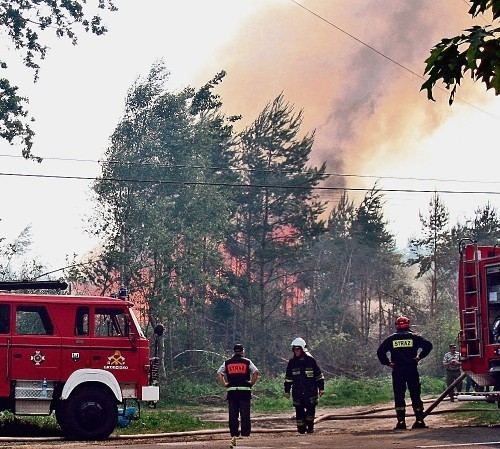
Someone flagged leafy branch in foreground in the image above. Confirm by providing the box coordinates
[421,0,500,104]
[0,1,117,159]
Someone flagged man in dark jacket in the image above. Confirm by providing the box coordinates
[217,344,259,448]
[377,316,433,430]
[284,337,325,434]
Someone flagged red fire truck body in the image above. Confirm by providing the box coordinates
[0,281,160,440]
[458,241,500,392]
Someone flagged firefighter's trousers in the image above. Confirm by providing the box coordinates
[392,366,424,419]
[294,399,316,434]
[228,398,251,437]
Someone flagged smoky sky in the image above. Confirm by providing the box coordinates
[195,0,486,193]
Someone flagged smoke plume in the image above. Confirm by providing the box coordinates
[195,1,488,191]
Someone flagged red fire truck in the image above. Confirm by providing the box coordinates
[0,280,162,440]
[458,239,500,398]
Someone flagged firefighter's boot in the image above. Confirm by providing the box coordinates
[394,409,406,430]
[306,415,315,433]
[296,415,307,434]
[411,408,427,429]
[229,436,237,448]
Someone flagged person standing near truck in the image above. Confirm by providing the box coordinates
[217,344,259,449]
[284,337,325,434]
[377,316,433,430]
[443,344,462,401]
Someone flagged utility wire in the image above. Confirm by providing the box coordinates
[289,0,500,120]
[1,171,499,196]
[289,0,424,80]
[2,3,499,192]
[461,0,493,25]
[2,154,500,186]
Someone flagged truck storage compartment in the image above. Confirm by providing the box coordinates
[14,379,54,414]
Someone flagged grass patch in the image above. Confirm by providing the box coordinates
[0,375,462,436]
[0,408,223,437]
[115,408,224,435]
[251,374,446,412]
[0,411,62,437]
[450,401,500,426]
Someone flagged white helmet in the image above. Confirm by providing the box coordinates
[291,337,307,350]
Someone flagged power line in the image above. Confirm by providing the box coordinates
[289,0,424,80]
[1,171,499,196]
[461,0,493,25]
[288,0,500,120]
[2,153,500,186]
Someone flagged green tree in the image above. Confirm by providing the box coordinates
[0,224,47,282]
[308,191,356,339]
[307,186,408,378]
[90,64,238,371]
[408,193,452,316]
[407,193,458,374]
[303,192,360,376]
[462,202,500,244]
[0,224,32,279]
[421,0,500,105]
[227,94,327,371]
[0,0,117,159]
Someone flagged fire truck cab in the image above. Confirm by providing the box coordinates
[458,240,500,400]
[0,280,160,440]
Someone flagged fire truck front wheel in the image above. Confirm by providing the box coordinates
[60,386,118,440]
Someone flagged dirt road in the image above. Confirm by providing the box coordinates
[1,399,499,449]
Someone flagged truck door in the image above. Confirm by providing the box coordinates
[0,304,11,397]
[9,304,62,382]
[90,306,140,396]
[60,305,93,378]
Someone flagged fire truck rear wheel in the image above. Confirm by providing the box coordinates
[62,387,118,440]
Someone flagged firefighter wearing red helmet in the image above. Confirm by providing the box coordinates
[377,316,433,430]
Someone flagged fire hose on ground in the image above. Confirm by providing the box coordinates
[0,374,496,443]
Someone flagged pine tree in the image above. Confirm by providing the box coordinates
[227,94,327,370]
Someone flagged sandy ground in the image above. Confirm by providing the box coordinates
[197,396,468,433]
[0,397,488,449]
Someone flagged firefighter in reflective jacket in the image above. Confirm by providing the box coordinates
[377,316,433,430]
[217,344,259,446]
[284,337,325,434]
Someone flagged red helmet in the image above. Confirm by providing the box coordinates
[395,316,410,330]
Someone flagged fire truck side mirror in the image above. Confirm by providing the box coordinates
[154,324,165,337]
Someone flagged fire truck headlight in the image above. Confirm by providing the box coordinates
[143,364,150,372]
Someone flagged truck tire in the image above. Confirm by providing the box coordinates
[62,387,118,440]
[54,401,68,435]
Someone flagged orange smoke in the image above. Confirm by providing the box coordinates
[194,0,489,197]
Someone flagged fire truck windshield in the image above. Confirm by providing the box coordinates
[129,308,145,338]
[94,308,129,337]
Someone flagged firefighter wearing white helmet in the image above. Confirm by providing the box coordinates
[284,337,325,434]
[291,337,308,352]
[377,316,433,430]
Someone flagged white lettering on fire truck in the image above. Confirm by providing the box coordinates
[105,350,129,370]
[30,350,46,365]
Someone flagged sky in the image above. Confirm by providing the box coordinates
[1,0,500,273]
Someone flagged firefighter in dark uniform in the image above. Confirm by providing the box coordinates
[377,316,433,430]
[284,337,325,434]
[217,344,259,448]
